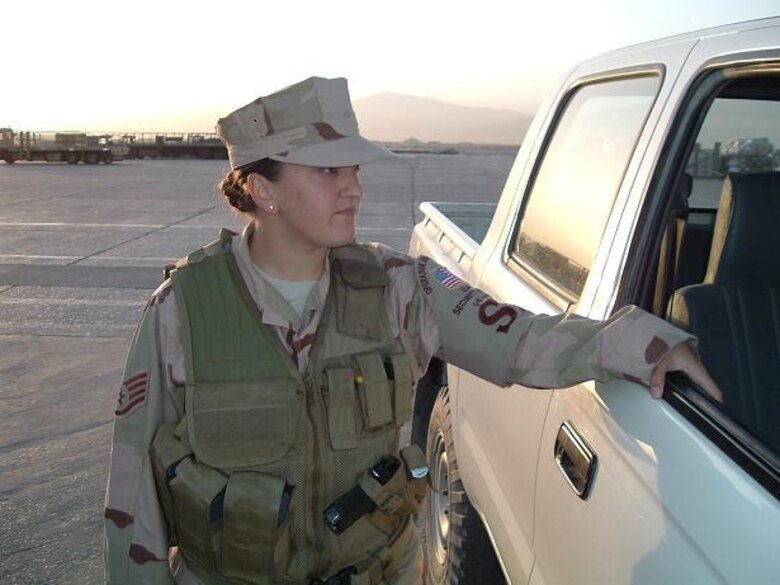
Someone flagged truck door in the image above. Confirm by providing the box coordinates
[531,25,780,585]
[457,47,675,583]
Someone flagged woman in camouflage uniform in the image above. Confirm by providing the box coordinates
[104,76,719,585]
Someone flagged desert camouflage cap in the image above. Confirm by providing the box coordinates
[216,76,396,170]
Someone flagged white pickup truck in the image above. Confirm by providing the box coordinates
[409,17,780,585]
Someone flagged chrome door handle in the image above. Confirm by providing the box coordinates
[554,421,597,499]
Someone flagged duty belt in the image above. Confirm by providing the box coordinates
[311,517,416,585]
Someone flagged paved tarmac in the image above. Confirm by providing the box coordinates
[0,150,515,584]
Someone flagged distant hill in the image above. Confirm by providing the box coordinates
[354,92,532,145]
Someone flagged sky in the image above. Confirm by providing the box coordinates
[2,0,778,137]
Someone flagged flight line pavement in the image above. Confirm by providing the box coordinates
[0,150,516,584]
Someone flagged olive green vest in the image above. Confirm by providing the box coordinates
[150,231,414,585]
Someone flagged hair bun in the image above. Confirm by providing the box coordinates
[218,172,256,213]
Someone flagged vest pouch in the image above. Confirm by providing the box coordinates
[323,366,359,450]
[387,354,413,425]
[150,423,194,543]
[354,354,393,430]
[221,472,292,583]
[186,378,298,469]
[334,259,388,341]
[399,445,429,510]
[169,457,228,574]
[359,448,427,521]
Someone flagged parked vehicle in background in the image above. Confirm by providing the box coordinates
[719,137,776,174]
[0,128,127,164]
[124,132,227,160]
[410,17,780,585]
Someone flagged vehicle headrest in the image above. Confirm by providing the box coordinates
[677,172,693,200]
[704,172,780,285]
[673,172,692,217]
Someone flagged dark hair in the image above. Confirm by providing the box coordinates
[217,158,282,213]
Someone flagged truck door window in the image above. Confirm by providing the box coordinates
[512,75,660,302]
[665,74,780,463]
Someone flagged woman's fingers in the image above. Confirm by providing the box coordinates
[649,344,724,403]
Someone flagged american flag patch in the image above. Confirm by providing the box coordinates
[115,370,149,418]
[432,266,463,289]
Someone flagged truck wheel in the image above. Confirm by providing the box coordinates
[422,388,506,585]
[65,152,79,164]
[103,152,114,164]
[3,157,14,164]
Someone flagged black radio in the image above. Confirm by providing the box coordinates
[323,455,401,534]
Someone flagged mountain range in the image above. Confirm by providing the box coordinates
[353,92,533,145]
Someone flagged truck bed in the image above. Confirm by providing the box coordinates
[409,201,496,278]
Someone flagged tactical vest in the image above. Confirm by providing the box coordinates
[150,231,418,585]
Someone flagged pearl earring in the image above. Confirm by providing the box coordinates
[267,202,276,212]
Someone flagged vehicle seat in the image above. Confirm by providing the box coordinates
[673,209,716,290]
[669,171,718,290]
[652,172,692,314]
[668,172,780,452]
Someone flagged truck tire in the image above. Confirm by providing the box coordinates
[65,152,79,164]
[103,152,114,164]
[411,363,443,451]
[422,388,506,585]
[3,157,14,164]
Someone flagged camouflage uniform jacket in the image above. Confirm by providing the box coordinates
[104,225,693,584]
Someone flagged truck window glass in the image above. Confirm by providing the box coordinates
[665,74,780,458]
[513,75,659,299]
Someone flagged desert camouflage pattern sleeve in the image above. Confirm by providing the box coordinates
[414,256,693,388]
[505,303,694,388]
[372,246,693,389]
[104,280,181,584]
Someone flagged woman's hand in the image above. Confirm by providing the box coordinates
[649,343,723,403]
